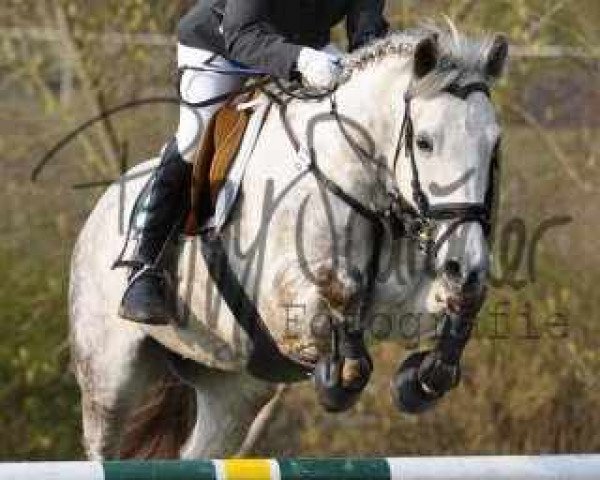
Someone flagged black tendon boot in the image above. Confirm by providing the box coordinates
[119,139,192,324]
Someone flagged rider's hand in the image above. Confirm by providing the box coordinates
[296,48,343,90]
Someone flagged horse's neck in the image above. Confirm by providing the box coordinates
[336,58,410,143]
[327,61,432,311]
[299,57,411,209]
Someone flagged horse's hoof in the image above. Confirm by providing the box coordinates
[338,354,369,387]
[390,351,440,414]
[418,350,461,394]
[313,356,371,413]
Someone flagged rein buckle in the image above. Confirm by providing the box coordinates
[408,217,436,250]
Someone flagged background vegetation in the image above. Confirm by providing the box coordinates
[1,0,598,459]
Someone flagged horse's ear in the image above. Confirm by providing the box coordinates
[413,35,439,79]
[485,34,509,79]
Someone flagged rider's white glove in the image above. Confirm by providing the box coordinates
[296,47,343,90]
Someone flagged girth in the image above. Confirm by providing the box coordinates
[200,232,313,383]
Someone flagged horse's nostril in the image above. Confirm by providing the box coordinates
[465,270,480,287]
[443,260,462,280]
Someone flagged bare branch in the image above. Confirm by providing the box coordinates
[451,0,478,24]
[235,385,289,457]
[507,101,593,193]
[51,3,121,176]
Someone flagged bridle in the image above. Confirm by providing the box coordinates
[279,81,496,252]
[389,81,496,261]
[276,78,499,333]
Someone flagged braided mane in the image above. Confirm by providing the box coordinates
[342,21,504,97]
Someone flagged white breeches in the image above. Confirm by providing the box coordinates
[175,43,244,162]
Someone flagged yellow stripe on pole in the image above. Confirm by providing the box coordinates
[221,459,274,480]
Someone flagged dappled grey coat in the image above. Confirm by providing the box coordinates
[177,0,389,79]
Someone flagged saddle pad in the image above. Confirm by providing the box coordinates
[185,96,252,234]
[211,97,271,232]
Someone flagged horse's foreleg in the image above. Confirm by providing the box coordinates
[180,369,276,459]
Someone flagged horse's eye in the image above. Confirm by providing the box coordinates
[416,134,434,154]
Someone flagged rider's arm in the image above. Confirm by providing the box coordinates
[221,0,303,79]
[346,0,389,52]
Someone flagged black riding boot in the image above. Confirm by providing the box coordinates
[119,139,192,325]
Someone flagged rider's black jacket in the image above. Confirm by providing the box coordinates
[177,0,388,79]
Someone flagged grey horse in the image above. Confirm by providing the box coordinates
[70,26,508,459]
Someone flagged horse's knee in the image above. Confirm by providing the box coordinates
[314,264,363,312]
[270,261,364,355]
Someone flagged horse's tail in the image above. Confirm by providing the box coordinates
[120,372,196,459]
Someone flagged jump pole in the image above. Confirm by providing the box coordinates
[0,455,599,480]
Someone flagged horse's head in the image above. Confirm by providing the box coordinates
[393,30,508,318]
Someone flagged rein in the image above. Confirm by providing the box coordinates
[275,91,386,337]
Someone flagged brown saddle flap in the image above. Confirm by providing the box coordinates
[186,97,252,234]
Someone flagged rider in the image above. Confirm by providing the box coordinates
[119,0,389,325]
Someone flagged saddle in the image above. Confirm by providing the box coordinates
[184,94,253,235]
